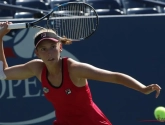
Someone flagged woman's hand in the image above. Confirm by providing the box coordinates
[0,21,12,38]
[142,84,161,98]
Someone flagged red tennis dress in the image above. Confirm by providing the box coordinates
[41,57,112,125]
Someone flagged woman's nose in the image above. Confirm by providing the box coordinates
[47,48,53,53]
[47,48,54,55]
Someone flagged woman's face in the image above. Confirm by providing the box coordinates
[35,39,62,63]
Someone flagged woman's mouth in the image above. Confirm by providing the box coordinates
[48,58,54,61]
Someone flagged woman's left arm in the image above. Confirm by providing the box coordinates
[72,61,161,98]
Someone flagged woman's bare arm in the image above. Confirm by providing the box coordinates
[69,58,161,98]
[4,59,42,80]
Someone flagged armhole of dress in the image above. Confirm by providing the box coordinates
[63,57,88,88]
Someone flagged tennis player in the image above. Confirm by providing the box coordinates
[0,21,161,125]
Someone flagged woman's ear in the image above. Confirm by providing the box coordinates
[35,49,40,58]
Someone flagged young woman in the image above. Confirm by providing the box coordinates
[0,21,161,125]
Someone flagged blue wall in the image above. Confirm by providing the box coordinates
[0,15,165,125]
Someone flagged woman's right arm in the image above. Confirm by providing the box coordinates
[0,21,11,69]
[0,22,38,80]
[4,60,41,80]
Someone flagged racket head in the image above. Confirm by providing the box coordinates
[45,2,99,42]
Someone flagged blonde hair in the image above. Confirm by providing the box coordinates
[34,28,72,45]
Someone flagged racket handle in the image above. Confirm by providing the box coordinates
[7,23,27,29]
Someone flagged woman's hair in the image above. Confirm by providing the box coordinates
[34,28,72,45]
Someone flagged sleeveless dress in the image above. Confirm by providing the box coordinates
[41,57,112,125]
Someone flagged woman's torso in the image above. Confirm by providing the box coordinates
[32,57,112,125]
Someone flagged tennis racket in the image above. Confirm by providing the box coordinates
[3,2,99,41]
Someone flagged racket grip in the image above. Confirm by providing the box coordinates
[8,23,27,29]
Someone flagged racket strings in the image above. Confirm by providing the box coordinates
[50,3,98,41]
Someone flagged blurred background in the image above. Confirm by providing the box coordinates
[0,0,165,125]
[1,0,165,18]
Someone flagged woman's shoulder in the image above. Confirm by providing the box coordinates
[26,59,45,80]
[26,59,45,70]
[28,59,44,65]
[30,59,44,63]
[67,58,79,64]
[66,58,82,73]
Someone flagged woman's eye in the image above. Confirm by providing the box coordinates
[52,45,55,48]
[41,48,46,51]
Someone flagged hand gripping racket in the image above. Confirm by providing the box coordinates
[4,2,99,41]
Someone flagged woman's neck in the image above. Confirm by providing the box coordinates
[46,58,62,76]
